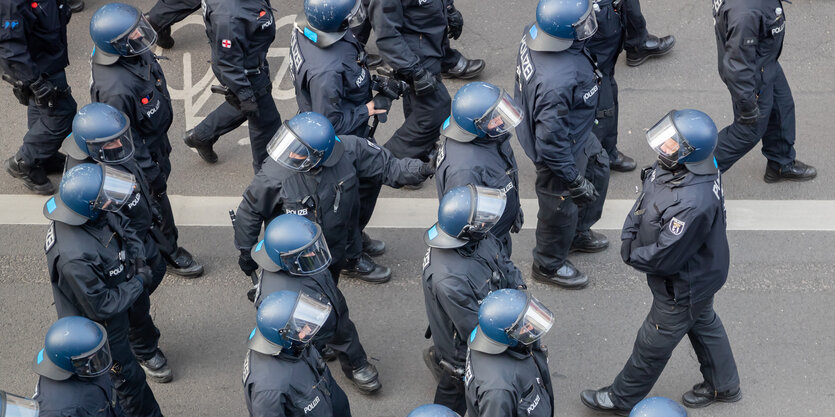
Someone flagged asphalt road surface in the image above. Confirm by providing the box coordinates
[0,0,833,416]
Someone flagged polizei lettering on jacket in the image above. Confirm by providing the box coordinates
[303,395,320,413]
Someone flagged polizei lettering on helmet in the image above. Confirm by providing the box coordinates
[303,395,320,413]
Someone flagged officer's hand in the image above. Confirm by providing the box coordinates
[133,261,154,291]
[29,76,57,108]
[620,238,633,263]
[419,161,435,178]
[411,68,437,97]
[567,174,598,205]
[239,249,259,276]
[239,97,260,119]
[511,208,524,233]
[446,5,464,40]
[736,105,760,125]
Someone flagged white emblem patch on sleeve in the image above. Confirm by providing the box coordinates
[669,217,686,236]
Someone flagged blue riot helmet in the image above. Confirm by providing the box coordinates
[442,82,524,142]
[297,0,366,48]
[90,3,158,65]
[32,316,112,381]
[630,397,687,417]
[248,290,332,355]
[469,289,554,354]
[267,112,345,171]
[251,214,333,275]
[526,0,597,52]
[407,404,461,417]
[65,103,135,164]
[43,163,136,225]
[424,185,507,248]
[0,391,38,417]
[646,109,718,174]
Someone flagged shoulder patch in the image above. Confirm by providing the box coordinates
[44,222,56,253]
[669,217,686,236]
[422,247,431,270]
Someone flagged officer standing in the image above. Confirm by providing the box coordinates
[234,112,433,284]
[586,0,636,172]
[0,0,76,194]
[712,0,816,182]
[422,185,526,414]
[63,103,174,383]
[621,0,675,66]
[515,0,611,289]
[43,163,164,417]
[581,110,740,414]
[244,290,352,417]
[89,3,204,278]
[32,317,124,417]
[251,214,381,394]
[182,0,281,172]
[367,0,451,161]
[436,82,524,255]
[465,289,555,417]
[0,390,39,417]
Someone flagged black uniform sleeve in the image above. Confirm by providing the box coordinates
[0,3,39,83]
[211,13,254,99]
[60,260,144,322]
[476,389,517,416]
[308,70,370,136]
[367,0,421,74]
[720,10,762,112]
[534,89,579,183]
[620,190,644,260]
[249,390,286,417]
[352,137,427,187]
[120,215,146,262]
[435,277,480,355]
[627,205,712,276]
[234,172,282,251]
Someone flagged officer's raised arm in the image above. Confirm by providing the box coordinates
[351,136,431,187]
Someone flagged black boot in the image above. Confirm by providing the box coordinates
[165,247,204,278]
[682,382,742,408]
[531,260,588,289]
[184,129,219,163]
[626,34,676,67]
[570,230,609,253]
[764,160,817,183]
[5,156,54,195]
[442,55,485,79]
[351,362,382,394]
[341,253,391,283]
[609,151,637,172]
[42,153,67,175]
[362,232,386,257]
[156,26,175,49]
[138,349,173,383]
[580,387,631,416]
[69,0,84,13]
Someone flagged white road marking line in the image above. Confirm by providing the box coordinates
[1,195,832,231]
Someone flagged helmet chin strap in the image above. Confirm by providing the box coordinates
[658,154,682,171]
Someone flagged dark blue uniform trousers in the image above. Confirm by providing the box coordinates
[18,71,76,165]
[588,0,624,160]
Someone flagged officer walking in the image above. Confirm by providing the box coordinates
[712,0,816,182]
[422,185,526,414]
[63,103,175,383]
[621,0,675,66]
[515,0,611,289]
[438,0,485,80]
[0,390,39,417]
[43,163,164,417]
[436,82,524,255]
[234,112,433,285]
[464,289,555,417]
[90,3,204,278]
[244,290,352,416]
[0,0,76,194]
[367,0,452,161]
[251,214,382,394]
[586,0,636,172]
[581,110,741,414]
[182,0,281,172]
[32,316,124,417]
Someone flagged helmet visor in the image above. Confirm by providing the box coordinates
[508,294,554,345]
[267,124,324,172]
[284,292,332,344]
[279,225,332,275]
[95,165,136,212]
[347,0,366,29]
[70,337,112,377]
[85,124,135,164]
[0,391,39,417]
[111,14,157,56]
[474,89,524,137]
[466,186,507,236]
[573,5,598,41]
[646,111,694,160]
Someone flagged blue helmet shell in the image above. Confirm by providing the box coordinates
[34,316,107,380]
[286,112,343,167]
[407,404,461,417]
[304,0,355,32]
[254,290,299,350]
[630,397,688,417]
[69,102,131,159]
[474,289,528,348]
[90,3,141,57]
[449,82,502,138]
[59,163,105,221]
[671,109,718,164]
[257,214,320,271]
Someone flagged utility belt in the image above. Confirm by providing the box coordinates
[596,107,615,119]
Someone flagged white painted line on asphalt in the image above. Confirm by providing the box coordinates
[1,194,832,231]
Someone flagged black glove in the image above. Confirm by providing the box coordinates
[567,174,598,205]
[511,208,524,233]
[736,103,759,125]
[239,249,259,276]
[446,5,464,40]
[419,161,435,178]
[239,97,260,119]
[29,76,57,108]
[620,238,633,263]
[411,67,437,97]
[132,259,154,290]
[372,94,392,123]
[2,75,31,106]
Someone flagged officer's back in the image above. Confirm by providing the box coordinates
[713,0,786,87]
[36,374,122,417]
[465,347,552,417]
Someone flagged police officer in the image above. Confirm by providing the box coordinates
[621,0,675,66]
[465,289,555,417]
[515,0,611,289]
[63,103,175,383]
[367,0,451,161]
[712,0,816,182]
[0,0,76,194]
[244,290,352,416]
[182,0,280,172]
[586,0,636,172]
[581,110,740,414]
[407,404,460,417]
[422,185,526,414]
[438,0,484,80]
[32,316,123,417]
[234,112,433,284]
[90,3,204,278]
[145,0,199,49]
[628,397,687,417]
[437,82,524,255]
[0,390,38,417]
[251,214,381,394]
[43,163,164,416]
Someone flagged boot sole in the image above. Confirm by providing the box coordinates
[442,67,485,79]
[682,390,743,409]
[569,244,609,254]
[531,271,589,290]
[184,136,219,163]
[626,40,676,67]
[580,395,630,416]
[339,271,392,284]
[763,173,817,183]
[353,380,382,395]
[167,265,205,278]
[140,366,173,383]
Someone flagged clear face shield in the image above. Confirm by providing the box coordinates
[474,90,524,137]
[279,226,332,275]
[111,14,157,57]
[461,186,507,238]
[0,391,39,417]
[70,336,112,377]
[573,4,598,41]
[507,293,554,345]
[281,292,332,344]
[267,124,325,172]
[646,111,695,164]
[346,0,366,29]
[95,165,136,212]
[85,125,135,164]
